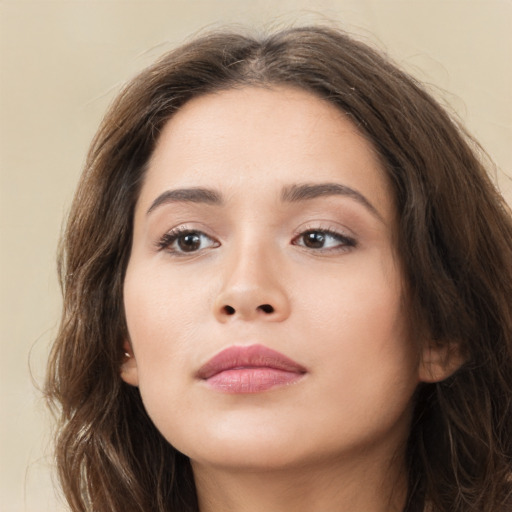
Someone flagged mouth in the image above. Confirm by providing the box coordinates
[196,344,307,394]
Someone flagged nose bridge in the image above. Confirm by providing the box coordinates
[213,232,290,322]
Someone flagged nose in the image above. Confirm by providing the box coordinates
[213,244,291,323]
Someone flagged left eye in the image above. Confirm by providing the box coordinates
[293,230,355,250]
[158,230,219,254]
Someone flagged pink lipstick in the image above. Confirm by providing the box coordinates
[197,344,307,393]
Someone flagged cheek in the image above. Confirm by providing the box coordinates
[123,262,210,381]
[297,253,409,350]
[294,253,418,408]
[124,256,214,333]
[123,268,206,437]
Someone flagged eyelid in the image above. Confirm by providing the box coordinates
[153,221,357,255]
[155,225,220,254]
[293,220,357,239]
[291,223,358,251]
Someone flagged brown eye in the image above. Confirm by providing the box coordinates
[293,229,357,251]
[302,231,326,249]
[158,229,219,254]
[178,232,202,252]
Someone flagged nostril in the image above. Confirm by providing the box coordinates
[258,304,274,314]
[223,305,236,315]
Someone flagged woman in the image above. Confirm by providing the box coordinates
[46,26,512,511]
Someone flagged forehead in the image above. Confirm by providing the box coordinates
[139,86,393,216]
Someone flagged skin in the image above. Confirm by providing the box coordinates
[122,86,452,512]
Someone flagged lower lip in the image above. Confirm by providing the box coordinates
[204,368,304,393]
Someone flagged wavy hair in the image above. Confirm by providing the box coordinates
[46,26,512,511]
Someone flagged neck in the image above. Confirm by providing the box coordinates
[192,451,408,512]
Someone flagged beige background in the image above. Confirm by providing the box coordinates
[1,1,510,511]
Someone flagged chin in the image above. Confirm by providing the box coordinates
[170,419,314,471]
[188,441,313,472]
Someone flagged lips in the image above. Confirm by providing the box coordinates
[197,344,307,393]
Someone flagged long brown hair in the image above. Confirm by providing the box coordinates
[46,26,512,511]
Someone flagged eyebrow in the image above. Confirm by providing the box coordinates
[281,183,383,221]
[146,182,382,221]
[146,187,223,214]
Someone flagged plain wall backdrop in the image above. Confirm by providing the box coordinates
[1,1,510,510]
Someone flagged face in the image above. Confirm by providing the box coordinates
[123,86,425,472]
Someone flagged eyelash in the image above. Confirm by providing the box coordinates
[156,226,219,255]
[291,228,357,252]
[156,226,357,255]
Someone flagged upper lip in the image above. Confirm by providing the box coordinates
[196,344,307,379]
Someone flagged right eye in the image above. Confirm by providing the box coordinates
[157,229,219,254]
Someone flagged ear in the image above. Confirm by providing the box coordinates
[120,341,139,387]
[418,340,465,383]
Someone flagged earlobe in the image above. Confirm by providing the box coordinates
[418,340,465,383]
[120,341,139,387]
